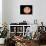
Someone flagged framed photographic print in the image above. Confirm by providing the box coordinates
[20,5,32,14]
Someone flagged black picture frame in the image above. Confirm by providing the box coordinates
[20,5,32,15]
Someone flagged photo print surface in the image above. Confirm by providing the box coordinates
[20,5,32,14]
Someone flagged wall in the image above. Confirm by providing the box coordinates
[8,0,40,25]
[0,0,2,27]
[2,0,46,26]
[2,0,8,24]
